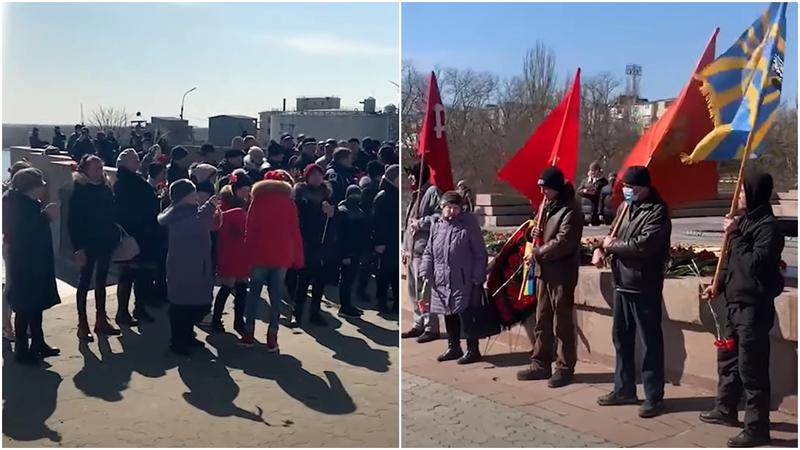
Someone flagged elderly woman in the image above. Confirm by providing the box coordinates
[421,191,488,364]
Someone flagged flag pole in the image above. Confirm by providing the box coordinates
[409,150,428,307]
[710,130,754,292]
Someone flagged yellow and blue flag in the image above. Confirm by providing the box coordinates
[683,2,787,163]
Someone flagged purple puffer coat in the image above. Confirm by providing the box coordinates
[421,212,488,316]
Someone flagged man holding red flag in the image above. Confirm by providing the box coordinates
[516,167,583,388]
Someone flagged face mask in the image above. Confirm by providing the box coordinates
[622,187,637,203]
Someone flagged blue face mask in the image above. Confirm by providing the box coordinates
[622,187,638,203]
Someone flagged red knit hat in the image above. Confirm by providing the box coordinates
[303,163,324,179]
[264,169,295,184]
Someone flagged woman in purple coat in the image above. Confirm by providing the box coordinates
[421,191,488,364]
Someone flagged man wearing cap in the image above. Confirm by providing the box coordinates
[594,165,671,418]
[516,167,583,388]
[316,138,338,169]
[280,133,295,152]
[288,138,318,175]
[217,149,246,189]
[325,148,358,205]
[167,146,191,184]
[200,144,218,165]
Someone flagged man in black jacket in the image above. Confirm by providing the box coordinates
[52,126,67,151]
[325,148,358,205]
[700,168,784,448]
[594,166,671,418]
[373,164,399,313]
[67,124,82,154]
[70,127,96,162]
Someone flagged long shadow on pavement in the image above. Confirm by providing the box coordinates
[206,333,356,415]
[300,311,391,373]
[2,343,63,443]
[342,316,398,348]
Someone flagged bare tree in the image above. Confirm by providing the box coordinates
[89,106,129,139]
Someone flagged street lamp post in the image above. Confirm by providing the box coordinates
[180,87,197,121]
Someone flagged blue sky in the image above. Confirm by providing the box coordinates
[2,2,400,126]
[403,2,798,103]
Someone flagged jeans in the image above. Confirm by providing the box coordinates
[76,250,111,321]
[244,266,288,334]
[612,290,665,402]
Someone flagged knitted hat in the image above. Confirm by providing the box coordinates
[225,149,246,159]
[304,163,324,179]
[229,169,253,193]
[622,166,651,187]
[538,167,565,191]
[171,146,188,161]
[190,163,218,184]
[148,162,165,179]
[246,146,265,163]
[11,167,46,193]
[267,141,285,158]
[169,179,196,204]
[345,184,362,199]
[116,148,139,169]
[264,169,295,184]
[440,190,464,207]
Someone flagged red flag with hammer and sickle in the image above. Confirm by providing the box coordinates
[418,71,455,192]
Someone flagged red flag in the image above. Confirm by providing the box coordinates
[418,71,454,192]
[497,68,581,206]
[613,29,719,207]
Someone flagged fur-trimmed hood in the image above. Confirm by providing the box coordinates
[72,171,110,187]
[252,179,293,199]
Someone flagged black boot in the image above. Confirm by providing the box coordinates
[402,327,424,339]
[31,342,61,358]
[436,344,463,362]
[416,331,440,344]
[289,299,305,329]
[727,430,770,448]
[232,283,246,334]
[134,306,155,323]
[212,286,230,333]
[457,339,481,364]
[700,409,739,427]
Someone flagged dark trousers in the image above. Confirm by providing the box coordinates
[169,303,210,349]
[356,252,374,294]
[444,314,478,350]
[117,266,153,316]
[531,279,577,372]
[376,250,399,307]
[14,310,44,356]
[339,261,357,311]
[76,251,111,321]
[293,260,328,319]
[612,290,665,402]
[212,282,246,327]
[716,302,774,437]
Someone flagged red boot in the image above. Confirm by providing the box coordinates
[94,314,121,336]
[77,319,94,342]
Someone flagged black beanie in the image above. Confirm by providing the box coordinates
[171,146,188,161]
[622,166,651,187]
[440,190,464,207]
[538,167,565,191]
[169,179,196,204]
[225,149,245,159]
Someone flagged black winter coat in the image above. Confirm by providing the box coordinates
[372,180,399,257]
[3,190,61,314]
[336,198,369,260]
[605,189,671,295]
[167,163,189,184]
[71,138,96,162]
[325,163,358,205]
[722,169,785,305]
[68,174,119,255]
[95,138,118,167]
[294,182,338,262]
[113,167,162,263]
[354,150,377,173]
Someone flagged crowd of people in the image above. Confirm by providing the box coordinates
[402,163,785,447]
[4,131,400,359]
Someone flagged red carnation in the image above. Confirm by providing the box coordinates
[714,336,735,352]
[69,162,78,172]
[228,173,238,184]
[157,154,169,164]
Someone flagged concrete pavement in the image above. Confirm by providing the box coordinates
[3,284,399,447]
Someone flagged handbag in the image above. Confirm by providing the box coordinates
[460,284,502,340]
[112,225,140,263]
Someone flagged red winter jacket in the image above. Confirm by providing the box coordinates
[245,179,304,269]
[214,206,250,279]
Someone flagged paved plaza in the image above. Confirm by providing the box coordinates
[401,306,797,448]
[3,283,399,447]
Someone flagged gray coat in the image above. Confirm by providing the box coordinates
[421,212,488,316]
[157,198,217,306]
[403,183,441,257]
